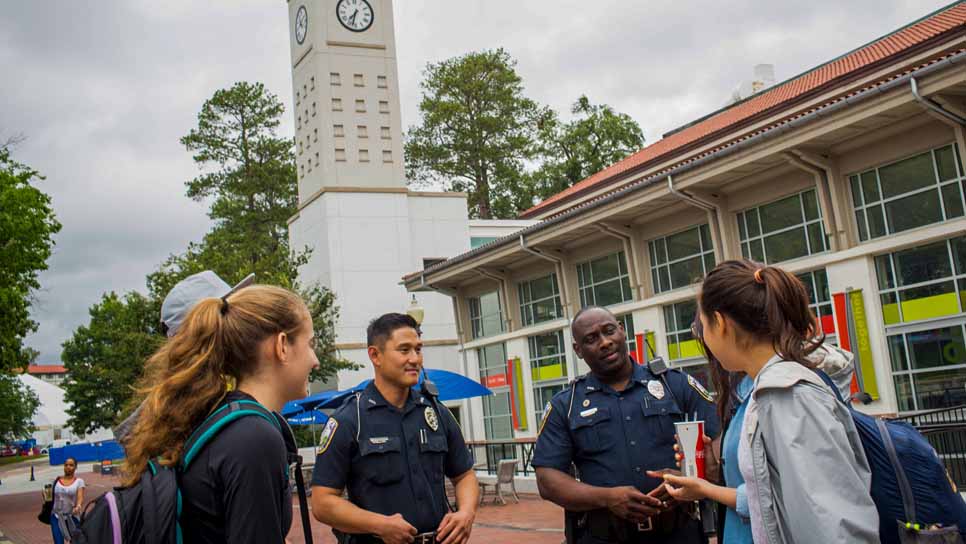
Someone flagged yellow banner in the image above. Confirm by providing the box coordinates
[849,290,879,400]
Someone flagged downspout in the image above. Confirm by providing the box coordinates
[519,234,571,318]
[910,77,966,126]
[784,152,840,251]
[666,175,726,262]
[596,224,645,300]
[476,268,512,333]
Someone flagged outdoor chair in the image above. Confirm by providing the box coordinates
[477,458,520,505]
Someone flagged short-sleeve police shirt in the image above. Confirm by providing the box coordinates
[311,383,474,533]
[532,362,719,493]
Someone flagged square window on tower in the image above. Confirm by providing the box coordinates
[359,149,370,162]
[312,102,317,117]
[332,98,342,112]
[313,128,318,142]
[357,125,368,138]
[335,148,347,162]
[303,84,307,96]
[315,152,319,166]
[355,99,366,113]
[296,92,300,106]
[377,76,387,89]
[298,141,303,154]
[354,74,364,87]
[330,72,341,86]
[333,124,345,138]
[306,134,311,148]
[310,76,316,90]
[297,116,302,129]
[380,126,391,139]
[382,150,392,163]
[378,101,389,114]
[300,164,304,176]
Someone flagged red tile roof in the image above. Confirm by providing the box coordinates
[521,2,966,219]
[27,365,67,375]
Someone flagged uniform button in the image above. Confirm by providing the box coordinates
[634,467,641,473]
[630,441,636,446]
[618,396,623,401]
[625,416,631,421]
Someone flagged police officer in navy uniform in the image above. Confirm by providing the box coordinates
[310,313,479,544]
[533,306,719,543]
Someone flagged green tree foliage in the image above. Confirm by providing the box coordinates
[62,83,356,433]
[530,95,645,201]
[405,49,546,219]
[0,146,61,374]
[0,374,40,443]
[61,292,163,435]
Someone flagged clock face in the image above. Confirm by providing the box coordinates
[336,0,373,33]
[295,5,308,44]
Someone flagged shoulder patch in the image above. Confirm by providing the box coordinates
[688,374,714,403]
[318,418,339,454]
[538,402,553,436]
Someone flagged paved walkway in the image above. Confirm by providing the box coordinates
[0,466,564,544]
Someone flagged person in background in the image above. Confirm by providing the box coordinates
[51,457,84,544]
[662,260,877,543]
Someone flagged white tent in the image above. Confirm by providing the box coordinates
[16,374,113,445]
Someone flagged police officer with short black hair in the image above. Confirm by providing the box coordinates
[310,313,479,544]
[533,306,719,543]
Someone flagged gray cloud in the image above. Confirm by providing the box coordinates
[4,0,950,363]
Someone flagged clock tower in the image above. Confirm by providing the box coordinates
[286,1,471,391]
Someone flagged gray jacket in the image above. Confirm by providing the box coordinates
[740,347,880,543]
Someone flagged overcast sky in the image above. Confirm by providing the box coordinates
[2,0,953,364]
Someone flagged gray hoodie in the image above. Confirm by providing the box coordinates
[738,346,880,543]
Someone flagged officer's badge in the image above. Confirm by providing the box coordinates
[538,402,552,435]
[424,406,439,431]
[647,380,666,400]
[582,399,590,407]
[688,374,714,402]
[318,418,339,454]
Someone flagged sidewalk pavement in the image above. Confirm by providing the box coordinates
[0,469,565,544]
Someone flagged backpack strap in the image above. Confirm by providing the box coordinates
[876,417,917,525]
[180,400,280,470]
[274,411,314,544]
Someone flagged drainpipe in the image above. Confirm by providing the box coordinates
[784,152,840,251]
[595,223,645,300]
[666,175,726,263]
[910,77,966,126]
[476,268,512,333]
[519,234,571,318]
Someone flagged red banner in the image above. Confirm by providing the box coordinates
[483,374,507,388]
[832,292,861,399]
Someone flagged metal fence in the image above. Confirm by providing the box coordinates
[466,439,536,476]
[893,404,966,488]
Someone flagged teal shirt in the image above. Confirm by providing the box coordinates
[722,376,753,544]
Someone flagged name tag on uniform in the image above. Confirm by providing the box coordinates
[579,407,598,418]
[369,436,389,444]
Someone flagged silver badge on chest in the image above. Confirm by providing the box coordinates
[647,380,666,400]
[424,406,439,431]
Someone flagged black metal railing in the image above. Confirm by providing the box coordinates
[893,405,966,489]
[466,439,536,476]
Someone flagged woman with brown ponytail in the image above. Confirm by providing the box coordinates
[663,260,879,543]
[122,283,319,543]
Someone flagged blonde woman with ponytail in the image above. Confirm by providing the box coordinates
[123,283,319,543]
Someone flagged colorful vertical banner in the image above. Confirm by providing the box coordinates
[848,290,879,401]
[634,331,657,364]
[507,357,528,431]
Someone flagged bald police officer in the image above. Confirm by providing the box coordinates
[310,313,479,544]
[533,306,719,544]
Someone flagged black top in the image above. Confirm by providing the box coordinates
[532,362,719,493]
[311,382,474,533]
[179,391,293,543]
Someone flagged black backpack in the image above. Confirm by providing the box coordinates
[70,399,314,544]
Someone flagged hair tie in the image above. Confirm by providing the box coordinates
[220,296,230,315]
[753,268,765,284]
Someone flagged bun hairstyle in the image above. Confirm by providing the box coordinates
[699,259,822,368]
[122,284,307,486]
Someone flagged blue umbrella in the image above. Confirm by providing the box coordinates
[294,368,492,412]
[286,410,329,426]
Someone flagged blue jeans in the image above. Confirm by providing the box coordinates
[51,512,79,544]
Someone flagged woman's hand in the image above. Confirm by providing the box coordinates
[660,473,713,502]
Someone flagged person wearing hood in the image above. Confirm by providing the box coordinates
[660,260,878,543]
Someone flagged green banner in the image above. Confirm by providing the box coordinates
[849,290,879,400]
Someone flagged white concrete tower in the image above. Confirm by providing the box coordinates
[286,0,470,391]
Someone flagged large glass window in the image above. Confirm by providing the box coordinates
[619,313,637,359]
[469,291,504,339]
[649,224,715,294]
[477,343,508,382]
[534,383,566,423]
[876,235,966,412]
[796,268,837,341]
[482,391,513,441]
[577,251,633,307]
[528,330,568,382]
[737,189,829,264]
[663,300,710,386]
[851,144,965,242]
[519,274,563,326]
